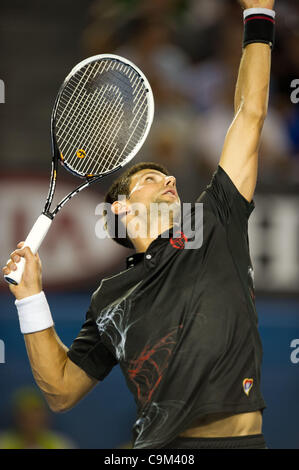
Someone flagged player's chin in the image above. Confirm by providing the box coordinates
[155,197,181,219]
[157,194,179,203]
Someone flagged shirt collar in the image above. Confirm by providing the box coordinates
[126,252,144,269]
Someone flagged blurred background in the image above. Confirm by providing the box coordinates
[0,0,299,449]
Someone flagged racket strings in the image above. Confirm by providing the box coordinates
[91,72,148,173]
[56,61,110,158]
[76,63,143,165]
[60,83,123,171]
[84,77,147,174]
[58,61,146,168]
[66,82,124,174]
[78,78,128,162]
[75,85,125,175]
[56,60,104,130]
[57,61,107,151]
[54,58,150,177]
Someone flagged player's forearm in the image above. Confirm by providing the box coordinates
[4,249,97,413]
[24,327,70,412]
[234,42,271,118]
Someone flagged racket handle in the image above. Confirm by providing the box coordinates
[4,214,52,286]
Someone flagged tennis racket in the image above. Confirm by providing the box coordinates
[4,54,154,285]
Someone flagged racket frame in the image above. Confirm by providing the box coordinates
[4,54,154,285]
[44,54,154,219]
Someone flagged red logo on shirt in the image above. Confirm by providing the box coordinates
[170,231,188,249]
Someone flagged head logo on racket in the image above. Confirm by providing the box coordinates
[76,149,86,159]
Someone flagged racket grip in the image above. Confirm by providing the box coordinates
[4,214,52,286]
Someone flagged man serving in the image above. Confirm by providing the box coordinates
[3,0,275,449]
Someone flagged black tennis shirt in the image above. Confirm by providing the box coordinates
[67,165,266,449]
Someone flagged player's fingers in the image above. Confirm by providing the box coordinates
[35,251,42,266]
[17,241,25,248]
[3,260,17,272]
[8,251,22,264]
[9,254,20,263]
[2,265,11,274]
[11,246,33,258]
[9,246,35,265]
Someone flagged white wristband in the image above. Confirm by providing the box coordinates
[244,8,276,19]
[15,291,54,334]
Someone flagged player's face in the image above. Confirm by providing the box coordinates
[128,169,180,207]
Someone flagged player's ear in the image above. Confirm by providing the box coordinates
[111,199,130,216]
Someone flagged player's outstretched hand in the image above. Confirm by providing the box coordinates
[238,0,275,10]
[2,242,42,300]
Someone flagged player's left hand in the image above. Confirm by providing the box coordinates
[238,0,275,10]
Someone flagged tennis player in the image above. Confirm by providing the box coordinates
[3,0,275,449]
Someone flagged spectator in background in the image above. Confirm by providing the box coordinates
[81,0,298,192]
[0,387,76,449]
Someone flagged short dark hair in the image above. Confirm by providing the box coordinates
[104,162,170,249]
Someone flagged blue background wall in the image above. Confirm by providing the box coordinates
[0,292,298,449]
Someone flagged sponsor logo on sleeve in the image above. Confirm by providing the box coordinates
[243,378,253,396]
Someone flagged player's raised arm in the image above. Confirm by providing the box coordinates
[219,0,275,202]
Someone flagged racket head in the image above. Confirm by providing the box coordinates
[51,54,154,179]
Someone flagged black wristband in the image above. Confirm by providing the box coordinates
[243,11,276,50]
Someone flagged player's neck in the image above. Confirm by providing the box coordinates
[130,220,174,253]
